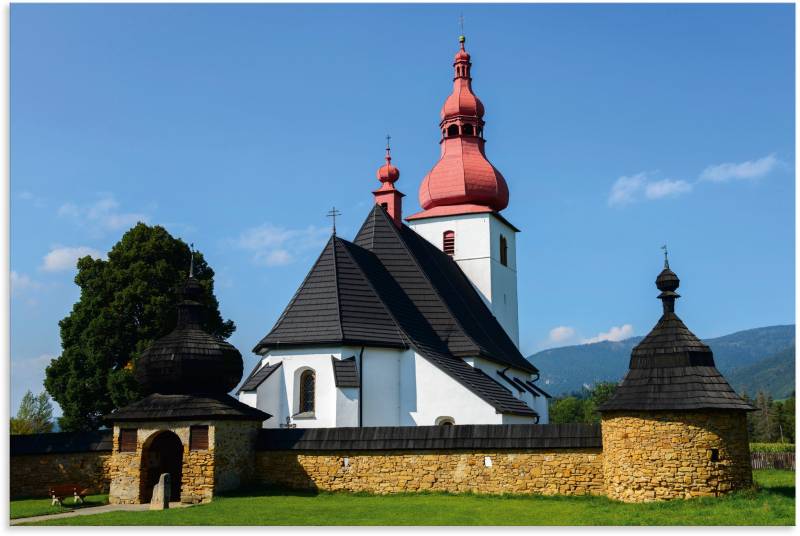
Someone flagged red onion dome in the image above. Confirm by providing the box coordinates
[376,152,400,183]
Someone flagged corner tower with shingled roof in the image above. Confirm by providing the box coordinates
[598,256,754,502]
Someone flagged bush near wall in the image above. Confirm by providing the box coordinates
[750,443,795,453]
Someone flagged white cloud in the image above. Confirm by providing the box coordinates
[58,194,148,234]
[581,324,634,344]
[609,172,692,206]
[41,246,104,272]
[548,326,577,345]
[700,154,780,183]
[645,178,692,200]
[608,173,646,206]
[235,224,329,266]
[10,271,41,295]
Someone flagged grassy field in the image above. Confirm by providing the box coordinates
[10,494,108,520]
[20,470,794,526]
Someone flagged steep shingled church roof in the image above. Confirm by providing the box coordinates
[250,204,538,417]
[599,260,754,412]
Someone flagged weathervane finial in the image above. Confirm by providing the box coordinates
[189,243,195,278]
[326,207,342,237]
[459,14,465,44]
[661,244,669,269]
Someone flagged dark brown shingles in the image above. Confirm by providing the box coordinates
[332,356,360,388]
[106,393,271,422]
[256,423,601,451]
[11,430,112,456]
[253,237,407,352]
[239,362,282,392]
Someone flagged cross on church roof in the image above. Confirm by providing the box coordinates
[661,244,669,269]
[326,207,342,236]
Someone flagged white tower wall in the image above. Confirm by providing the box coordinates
[408,213,520,346]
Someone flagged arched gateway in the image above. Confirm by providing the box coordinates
[140,431,183,503]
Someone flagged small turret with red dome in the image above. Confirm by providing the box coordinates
[407,35,509,221]
[373,136,405,227]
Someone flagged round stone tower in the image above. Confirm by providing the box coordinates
[598,256,754,502]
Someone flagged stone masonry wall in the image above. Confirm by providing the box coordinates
[601,410,752,502]
[255,449,605,495]
[213,421,261,493]
[108,422,216,504]
[10,452,112,499]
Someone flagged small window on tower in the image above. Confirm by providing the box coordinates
[443,231,455,256]
[500,235,508,266]
[447,124,460,137]
[381,202,388,210]
[462,124,474,136]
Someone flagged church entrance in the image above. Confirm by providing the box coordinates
[140,431,183,503]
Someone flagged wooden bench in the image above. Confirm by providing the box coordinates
[49,485,89,506]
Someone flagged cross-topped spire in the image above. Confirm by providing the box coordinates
[189,243,195,278]
[459,13,465,43]
[326,207,342,236]
[661,244,669,269]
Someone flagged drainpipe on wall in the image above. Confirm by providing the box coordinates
[358,346,365,427]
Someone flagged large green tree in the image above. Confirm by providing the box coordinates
[45,223,235,431]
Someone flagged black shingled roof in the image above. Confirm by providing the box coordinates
[105,393,271,422]
[253,237,407,352]
[239,362,282,393]
[599,264,754,412]
[251,205,538,418]
[256,423,601,451]
[11,430,112,456]
[332,356,360,388]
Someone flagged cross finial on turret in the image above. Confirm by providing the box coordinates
[326,207,342,236]
[189,243,195,278]
[459,13,465,43]
[661,244,669,269]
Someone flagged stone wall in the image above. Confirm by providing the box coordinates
[601,410,752,502]
[255,449,605,495]
[213,421,261,493]
[10,452,112,499]
[108,422,216,504]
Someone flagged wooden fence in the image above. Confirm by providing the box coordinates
[751,451,795,470]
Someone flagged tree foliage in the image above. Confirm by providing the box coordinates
[11,390,54,434]
[44,223,234,431]
[744,390,795,443]
[549,382,618,424]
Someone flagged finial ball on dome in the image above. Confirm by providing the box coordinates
[656,267,680,292]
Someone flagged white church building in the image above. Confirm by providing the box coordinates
[238,36,550,428]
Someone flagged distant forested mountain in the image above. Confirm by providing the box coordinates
[528,325,795,398]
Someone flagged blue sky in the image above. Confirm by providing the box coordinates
[10,4,795,414]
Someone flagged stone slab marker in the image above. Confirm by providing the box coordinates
[150,473,170,510]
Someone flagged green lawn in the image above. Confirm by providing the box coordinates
[10,494,108,520]
[20,471,794,526]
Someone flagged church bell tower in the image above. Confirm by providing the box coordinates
[406,35,520,346]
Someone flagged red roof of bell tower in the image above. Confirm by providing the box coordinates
[407,35,509,221]
[373,136,405,227]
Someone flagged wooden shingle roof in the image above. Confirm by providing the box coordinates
[599,263,754,412]
[252,205,538,418]
[106,393,271,422]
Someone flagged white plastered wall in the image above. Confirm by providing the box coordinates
[408,212,520,346]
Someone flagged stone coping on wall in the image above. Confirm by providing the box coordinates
[256,424,603,451]
[11,430,112,456]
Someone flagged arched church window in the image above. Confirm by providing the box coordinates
[447,124,460,137]
[443,231,455,256]
[500,235,508,266]
[436,416,455,426]
[380,202,388,210]
[462,124,474,136]
[299,369,315,414]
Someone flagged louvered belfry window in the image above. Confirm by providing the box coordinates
[500,235,508,266]
[299,369,315,413]
[119,428,137,452]
[190,425,209,451]
[443,231,455,256]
